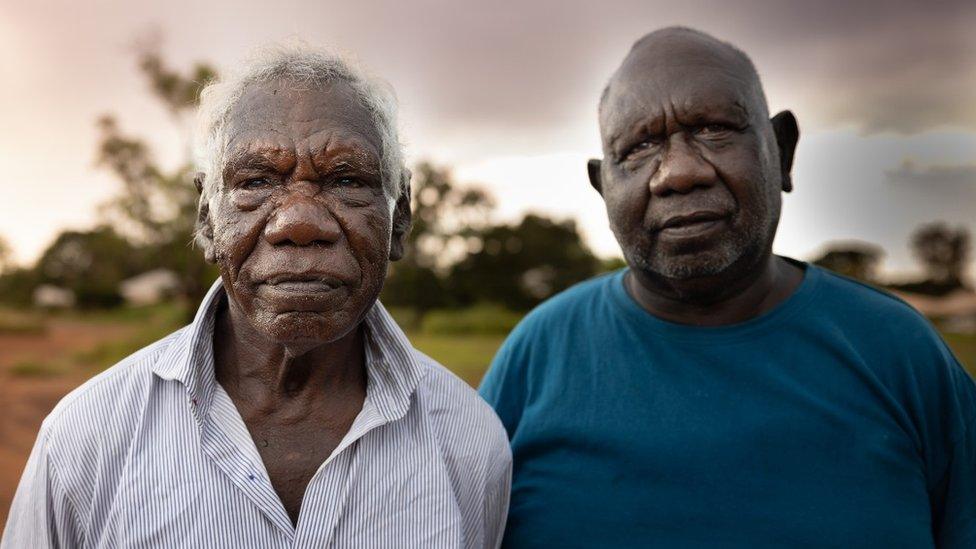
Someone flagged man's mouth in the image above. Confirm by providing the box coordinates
[657,211,729,237]
[261,274,346,294]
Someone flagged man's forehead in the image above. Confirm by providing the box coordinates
[600,30,766,132]
[225,79,382,152]
[601,66,754,139]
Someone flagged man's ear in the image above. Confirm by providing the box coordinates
[193,171,205,194]
[196,198,217,264]
[389,169,413,262]
[193,173,217,263]
[587,158,603,195]
[770,111,799,193]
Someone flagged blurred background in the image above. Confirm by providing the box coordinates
[1,0,974,522]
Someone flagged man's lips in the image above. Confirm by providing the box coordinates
[655,211,729,237]
[259,273,347,293]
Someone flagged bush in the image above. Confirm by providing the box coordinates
[421,304,523,336]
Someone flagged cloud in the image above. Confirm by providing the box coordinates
[335,0,976,136]
[886,160,976,187]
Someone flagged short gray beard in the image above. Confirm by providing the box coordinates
[626,198,774,281]
[639,237,745,279]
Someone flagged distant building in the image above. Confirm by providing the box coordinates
[119,269,180,306]
[32,284,76,309]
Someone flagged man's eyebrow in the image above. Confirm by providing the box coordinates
[225,148,295,171]
[311,144,381,175]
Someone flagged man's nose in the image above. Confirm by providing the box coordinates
[649,135,718,197]
[264,187,341,246]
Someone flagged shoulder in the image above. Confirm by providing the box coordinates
[811,266,945,348]
[414,351,511,465]
[39,327,189,472]
[497,270,619,357]
[415,351,509,447]
[809,266,973,396]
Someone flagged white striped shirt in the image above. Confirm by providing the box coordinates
[2,280,511,548]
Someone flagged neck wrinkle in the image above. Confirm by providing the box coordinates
[213,297,367,406]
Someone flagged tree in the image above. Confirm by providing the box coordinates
[911,223,970,292]
[96,45,219,314]
[0,234,11,274]
[34,226,146,308]
[449,214,599,310]
[812,242,884,282]
[381,162,494,317]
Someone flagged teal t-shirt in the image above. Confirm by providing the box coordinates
[479,263,976,548]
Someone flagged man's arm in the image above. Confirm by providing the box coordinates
[2,428,83,548]
[478,327,531,439]
[482,434,512,549]
[932,417,976,548]
[930,353,976,549]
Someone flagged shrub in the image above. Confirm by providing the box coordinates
[421,304,523,336]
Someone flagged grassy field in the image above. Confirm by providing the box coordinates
[2,303,976,384]
[943,332,976,379]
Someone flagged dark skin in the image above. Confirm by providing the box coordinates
[588,28,803,326]
[195,79,411,525]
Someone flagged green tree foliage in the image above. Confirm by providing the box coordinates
[812,242,884,282]
[381,162,493,315]
[96,47,219,312]
[0,234,11,274]
[34,226,145,308]
[911,223,970,290]
[382,162,600,314]
[0,236,37,307]
[449,214,599,311]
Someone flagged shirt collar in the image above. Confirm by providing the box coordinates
[152,278,428,425]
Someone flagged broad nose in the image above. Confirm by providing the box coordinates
[265,187,341,246]
[649,135,718,197]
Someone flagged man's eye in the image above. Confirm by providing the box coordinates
[241,177,272,190]
[697,124,732,137]
[337,177,364,188]
[623,138,660,160]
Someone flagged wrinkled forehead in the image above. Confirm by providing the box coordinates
[223,79,383,161]
[600,44,766,142]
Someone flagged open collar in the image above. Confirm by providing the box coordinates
[151,279,428,426]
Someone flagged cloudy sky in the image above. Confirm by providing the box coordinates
[1,0,974,277]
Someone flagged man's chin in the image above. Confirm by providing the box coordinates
[627,243,742,281]
[256,309,359,346]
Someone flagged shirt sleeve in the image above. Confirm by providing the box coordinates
[926,341,976,548]
[482,434,512,549]
[1,428,84,548]
[478,328,531,440]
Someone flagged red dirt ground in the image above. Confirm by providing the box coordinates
[0,319,138,527]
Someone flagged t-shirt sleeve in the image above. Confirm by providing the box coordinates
[1,426,84,548]
[479,325,531,440]
[925,341,976,548]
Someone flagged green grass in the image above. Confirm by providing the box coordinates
[407,332,505,387]
[75,303,189,372]
[10,359,64,378]
[421,304,523,336]
[942,332,976,379]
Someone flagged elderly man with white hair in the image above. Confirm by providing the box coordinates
[3,46,511,548]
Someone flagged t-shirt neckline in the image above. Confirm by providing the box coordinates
[608,258,824,344]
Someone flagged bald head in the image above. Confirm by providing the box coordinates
[599,27,769,124]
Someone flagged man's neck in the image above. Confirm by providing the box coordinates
[626,254,805,327]
[212,298,367,409]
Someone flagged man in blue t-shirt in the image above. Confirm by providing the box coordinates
[479,26,976,548]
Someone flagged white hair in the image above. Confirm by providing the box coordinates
[193,43,406,246]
